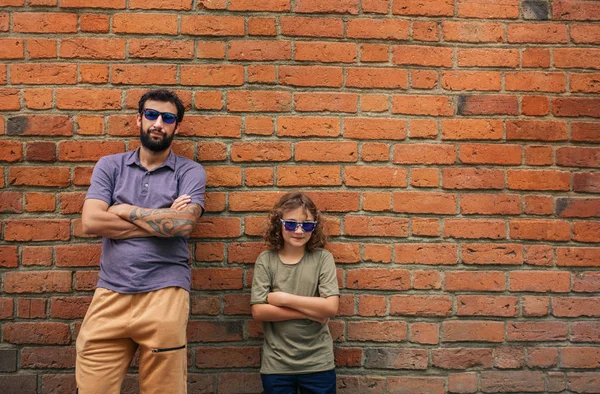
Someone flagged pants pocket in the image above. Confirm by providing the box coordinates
[152,344,186,353]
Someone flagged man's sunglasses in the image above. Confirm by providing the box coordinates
[142,109,177,124]
[280,219,317,233]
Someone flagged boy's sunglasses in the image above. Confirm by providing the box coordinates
[280,219,317,233]
[142,109,177,124]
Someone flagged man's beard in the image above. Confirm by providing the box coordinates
[140,125,175,152]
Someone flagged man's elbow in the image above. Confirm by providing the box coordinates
[81,219,97,236]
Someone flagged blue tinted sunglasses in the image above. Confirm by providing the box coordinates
[280,219,317,232]
[142,109,177,124]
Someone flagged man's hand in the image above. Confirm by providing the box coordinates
[171,194,191,211]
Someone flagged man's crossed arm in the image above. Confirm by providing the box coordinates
[82,195,203,240]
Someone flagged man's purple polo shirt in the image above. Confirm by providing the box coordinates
[85,148,206,294]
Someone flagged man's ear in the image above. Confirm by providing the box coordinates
[174,122,181,135]
[136,113,142,127]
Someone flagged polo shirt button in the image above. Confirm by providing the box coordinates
[145,184,148,187]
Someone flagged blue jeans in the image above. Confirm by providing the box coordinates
[261,369,336,394]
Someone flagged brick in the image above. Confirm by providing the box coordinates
[179,116,242,138]
[364,347,429,370]
[442,321,505,342]
[0,38,24,59]
[360,43,389,62]
[0,192,22,214]
[196,41,226,59]
[393,0,453,16]
[13,12,77,33]
[390,295,452,316]
[411,70,438,90]
[180,15,244,37]
[409,322,439,344]
[432,348,493,369]
[412,20,440,41]
[5,219,70,241]
[459,143,521,165]
[505,72,566,93]
[196,346,259,368]
[445,271,506,292]
[349,321,408,342]
[327,242,361,263]
[80,13,110,32]
[441,119,503,140]
[280,65,343,87]
[345,215,406,238]
[510,219,571,241]
[226,242,263,264]
[0,245,19,269]
[0,89,19,110]
[507,170,570,191]
[507,120,567,141]
[230,142,290,162]
[442,71,502,91]
[411,218,441,237]
[481,371,545,392]
[7,115,73,137]
[25,192,55,212]
[553,297,600,318]
[510,271,570,293]
[229,40,291,61]
[0,375,37,394]
[457,0,519,18]
[59,141,124,162]
[275,116,339,137]
[227,90,291,112]
[295,141,357,162]
[295,92,357,113]
[457,48,519,68]
[248,17,277,36]
[394,243,458,265]
[247,65,276,84]
[571,72,600,93]
[4,322,71,344]
[458,95,518,115]
[393,192,456,214]
[443,168,505,190]
[457,296,518,317]
[190,268,243,290]
[280,16,344,38]
[361,192,391,212]
[344,118,406,140]
[557,147,600,168]
[4,270,72,293]
[413,270,442,290]
[23,88,52,110]
[554,97,600,117]
[522,48,551,68]
[525,245,554,267]
[228,192,283,212]
[347,18,409,40]
[393,144,455,165]
[568,372,600,393]
[60,38,125,59]
[392,45,453,67]
[50,297,91,319]
[56,88,121,110]
[11,63,77,85]
[112,64,176,85]
[574,221,600,243]
[507,322,568,341]
[113,13,177,34]
[21,246,52,267]
[60,0,125,7]
[508,23,568,43]
[295,0,359,14]
[524,195,554,215]
[411,168,439,188]
[522,296,550,317]
[129,0,192,9]
[295,41,356,63]
[24,38,56,59]
[442,21,504,43]
[129,38,194,59]
[205,166,242,187]
[17,298,47,319]
[571,321,600,342]
[526,347,558,368]
[557,198,600,218]
[555,48,600,70]
[522,95,550,116]
[570,24,600,43]
[392,95,454,116]
[444,219,506,239]
[448,372,478,394]
[362,0,389,13]
[277,166,341,186]
[460,194,521,216]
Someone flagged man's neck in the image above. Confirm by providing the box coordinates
[139,146,171,171]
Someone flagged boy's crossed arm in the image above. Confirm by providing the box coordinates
[252,292,339,324]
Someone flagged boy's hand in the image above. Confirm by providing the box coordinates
[171,194,191,211]
[267,291,289,307]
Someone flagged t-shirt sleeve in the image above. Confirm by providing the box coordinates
[318,250,339,298]
[250,252,271,305]
[179,163,206,209]
[85,157,114,205]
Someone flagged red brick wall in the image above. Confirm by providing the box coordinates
[1,0,599,393]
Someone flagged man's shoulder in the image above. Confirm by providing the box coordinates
[173,153,205,173]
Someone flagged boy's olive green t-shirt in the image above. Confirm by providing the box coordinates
[250,248,339,374]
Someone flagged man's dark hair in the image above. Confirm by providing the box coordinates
[138,89,185,125]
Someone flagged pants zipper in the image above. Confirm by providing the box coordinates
[152,344,186,353]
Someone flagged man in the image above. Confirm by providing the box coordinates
[76,89,205,394]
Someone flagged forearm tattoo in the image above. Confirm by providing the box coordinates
[129,204,202,237]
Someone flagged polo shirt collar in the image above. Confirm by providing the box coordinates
[125,148,176,171]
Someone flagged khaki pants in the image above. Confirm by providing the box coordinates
[76,287,189,394]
